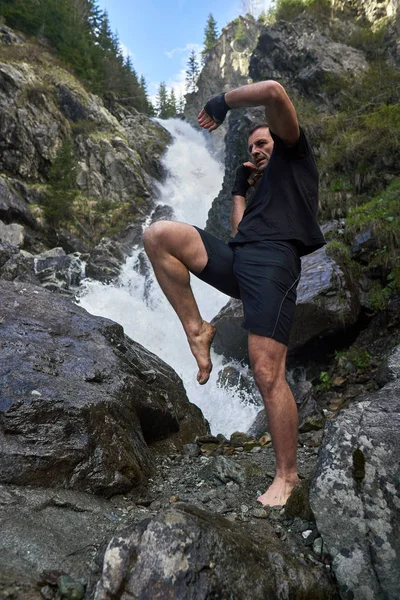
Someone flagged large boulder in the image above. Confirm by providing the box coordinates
[90,504,338,600]
[212,246,360,362]
[310,360,400,599]
[0,281,208,496]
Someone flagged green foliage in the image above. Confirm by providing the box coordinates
[316,370,332,392]
[202,13,219,60]
[0,0,153,116]
[346,179,400,253]
[185,50,200,93]
[274,0,330,22]
[318,62,400,213]
[234,19,247,42]
[156,83,179,118]
[347,22,389,61]
[325,240,352,265]
[42,137,78,226]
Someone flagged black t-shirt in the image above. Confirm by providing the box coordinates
[229,128,326,256]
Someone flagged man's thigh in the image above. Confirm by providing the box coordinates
[233,240,301,345]
[191,227,241,299]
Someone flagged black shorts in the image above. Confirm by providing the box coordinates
[191,227,301,346]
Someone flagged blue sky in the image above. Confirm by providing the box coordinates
[97,0,274,99]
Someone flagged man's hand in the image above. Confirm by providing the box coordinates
[232,162,262,197]
[198,93,230,131]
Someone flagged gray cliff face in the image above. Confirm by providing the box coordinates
[184,16,263,159]
[332,0,398,21]
[0,29,170,256]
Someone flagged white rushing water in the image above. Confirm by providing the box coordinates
[78,119,259,436]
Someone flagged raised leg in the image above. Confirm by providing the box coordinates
[248,333,299,507]
[143,221,215,384]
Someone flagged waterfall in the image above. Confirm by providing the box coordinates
[77,118,260,436]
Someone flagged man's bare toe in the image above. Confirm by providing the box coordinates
[188,321,216,385]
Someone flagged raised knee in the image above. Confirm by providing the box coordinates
[143,221,170,253]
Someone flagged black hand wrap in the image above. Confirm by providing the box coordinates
[203,93,230,125]
[231,164,253,197]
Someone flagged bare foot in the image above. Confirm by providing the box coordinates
[257,475,299,508]
[187,321,216,385]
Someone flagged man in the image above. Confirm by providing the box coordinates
[143,80,325,507]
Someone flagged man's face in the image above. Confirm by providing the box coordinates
[248,127,274,172]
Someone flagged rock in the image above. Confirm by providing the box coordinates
[57,575,85,600]
[90,505,338,600]
[0,281,208,495]
[250,18,368,103]
[310,381,400,599]
[350,229,377,263]
[230,431,254,447]
[0,176,36,227]
[247,380,324,437]
[285,481,314,522]
[376,343,400,386]
[182,443,200,458]
[217,365,262,405]
[0,221,24,247]
[0,240,39,284]
[291,246,360,350]
[200,455,245,485]
[33,247,84,294]
[85,237,126,282]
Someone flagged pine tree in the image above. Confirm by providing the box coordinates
[185,50,200,93]
[177,93,185,115]
[202,13,219,61]
[43,137,78,226]
[156,82,169,118]
[167,89,177,117]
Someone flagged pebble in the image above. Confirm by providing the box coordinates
[250,446,262,453]
[252,507,270,519]
[313,537,323,555]
[302,529,313,539]
[57,575,85,600]
[40,586,54,600]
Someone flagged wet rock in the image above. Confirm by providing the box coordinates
[0,281,208,495]
[376,343,400,386]
[90,505,338,600]
[350,229,377,263]
[0,220,25,247]
[182,443,200,458]
[230,431,254,447]
[0,240,39,284]
[85,237,126,282]
[285,481,314,522]
[247,380,324,437]
[57,575,85,600]
[34,247,84,294]
[217,365,262,405]
[310,380,400,599]
[200,455,245,485]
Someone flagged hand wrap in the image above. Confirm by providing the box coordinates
[203,93,230,125]
[231,164,253,197]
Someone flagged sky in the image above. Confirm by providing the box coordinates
[97,0,274,100]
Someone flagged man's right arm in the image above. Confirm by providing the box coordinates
[230,161,260,237]
[231,195,246,236]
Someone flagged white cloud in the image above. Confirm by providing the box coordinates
[119,41,135,61]
[165,42,202,60]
